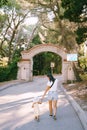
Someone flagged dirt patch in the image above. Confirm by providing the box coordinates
[63,81,87,111]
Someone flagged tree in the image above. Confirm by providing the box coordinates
[24,0,78,52]
[61,0,87,44]
[0,7,30,62]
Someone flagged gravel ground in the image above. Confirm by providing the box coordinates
[63,81,87,117]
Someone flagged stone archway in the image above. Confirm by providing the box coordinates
[17,44,75,82]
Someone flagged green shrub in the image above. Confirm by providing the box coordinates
[0,66,9,81]
[79,73,87,81]
[79,56,87,71]
[0,61,18,82]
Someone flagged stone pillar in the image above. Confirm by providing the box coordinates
[62,61,69,83]
[17,66,21,80]
[62,60,76,83]
[28,58,33,81]
[67,62,76,81]
[17,59,32,81]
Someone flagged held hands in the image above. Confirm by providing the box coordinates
[38,100,42,104]
[39,98,43,104]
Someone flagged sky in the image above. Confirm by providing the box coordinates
[24,17,38,25]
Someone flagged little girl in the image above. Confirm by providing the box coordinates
[32,96,41,121]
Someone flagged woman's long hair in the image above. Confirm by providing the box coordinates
[47,74,55,82]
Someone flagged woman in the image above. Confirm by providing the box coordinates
[41,74,58,120]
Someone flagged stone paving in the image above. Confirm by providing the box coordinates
[0,76,86,130]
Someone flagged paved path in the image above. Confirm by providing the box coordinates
[0,76,85,130]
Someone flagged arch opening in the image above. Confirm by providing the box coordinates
[33,52,62,76]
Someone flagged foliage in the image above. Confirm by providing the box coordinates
[25,0,77,52]
[0,58,19,82]
[0,14,7,31]
[32,35,42,45]
[61,0,87,22]
[79,73,87,81]
[0,6,30,62]
[33,52,62,75]
[76,43,87,81]
[61,0,87,44]
[0,0,8,7]
[79,56,87,71]
[0,0,20,9]
[76,27,87,44]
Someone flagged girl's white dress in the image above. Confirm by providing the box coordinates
[33,97,40,116]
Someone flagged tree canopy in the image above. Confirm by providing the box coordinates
[24,0,78,51]
[0,0,8,7]
[61,0,87,44]
[0,0,19,8]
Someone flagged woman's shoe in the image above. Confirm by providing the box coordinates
[49,114,53,116]
[53,115,57,120]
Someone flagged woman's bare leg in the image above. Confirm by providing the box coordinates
[52,100,57,116]
[49,100,52,115]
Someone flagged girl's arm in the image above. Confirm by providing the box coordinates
[32,102,36,108]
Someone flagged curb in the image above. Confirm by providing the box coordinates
[61,85,87,130]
